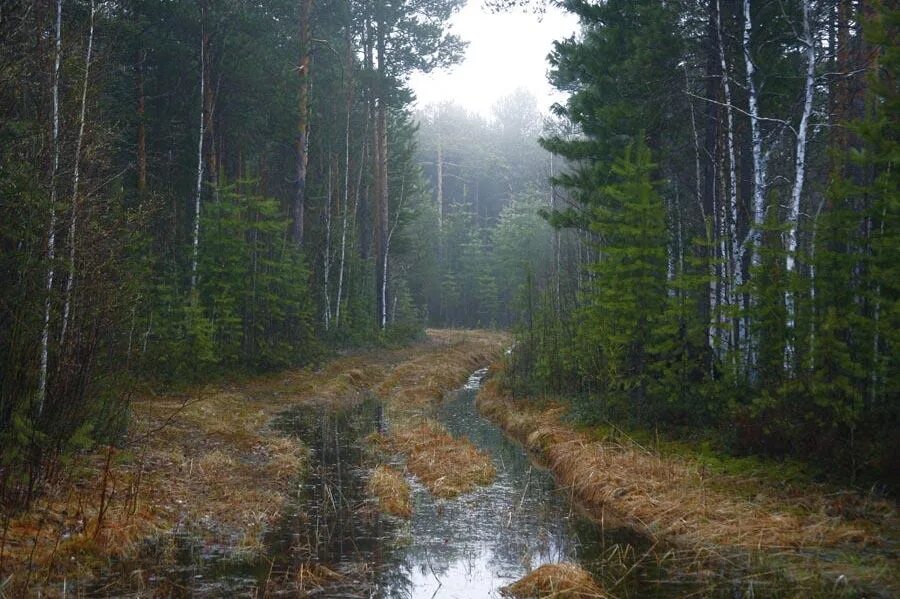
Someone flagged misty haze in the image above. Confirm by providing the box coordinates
[0,0,896,597]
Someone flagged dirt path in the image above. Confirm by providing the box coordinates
[2,329,508,595]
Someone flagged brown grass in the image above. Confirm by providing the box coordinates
[501,563,607,598]
[0,329,508,593]
[367,465,412,518]
[370,420,496,498]
[478,370,900,593]
[374,329,509,408]
[363,329,507,499]
[295,562,344,592]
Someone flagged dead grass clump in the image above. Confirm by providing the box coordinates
[374,330,510,410]
[296,562,343,592]
[478,377,891,550]
[260,436,306,483]
[501,563,607,598]
[367,465,412,518]
[372,420,496,498]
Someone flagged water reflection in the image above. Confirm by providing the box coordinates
[377,372,609,598]
[85,370,691,597]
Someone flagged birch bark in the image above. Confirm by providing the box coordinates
[38,0,64,415]
[190,16,206,293]
[60,0,95,348]
[715,0,741,352]
[743,0,766,269]
[785,0,817,363]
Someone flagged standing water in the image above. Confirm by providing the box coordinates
[87,369,691,596]
[382,368,606,597]
[271,368,666,598]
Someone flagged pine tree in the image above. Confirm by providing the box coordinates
[577,139,668,420]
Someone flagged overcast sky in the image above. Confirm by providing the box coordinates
[408,2,578,119]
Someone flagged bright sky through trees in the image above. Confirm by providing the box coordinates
[409,1,578,117]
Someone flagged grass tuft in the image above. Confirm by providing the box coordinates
[501,563,607,598]
[370,420,496,498]
[367,464,412,518]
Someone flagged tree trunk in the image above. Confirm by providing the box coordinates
[323,163,333,329]
[292,0,313,246]
[136,46,147,197]
[205,68,218,203]
[703,0,720,356]
[715,0,741,355]
[785,0,816,365]
[335,32,353,329]
[374,15,389,329]
[190,7,207,293]
[38,0,63,416]
[743,0,765,269]
[436,131,443,232]
[60,0,95,349]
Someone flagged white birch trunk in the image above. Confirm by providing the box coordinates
[60,0,95,348]
[685,66,705,220]
[716,0,741,352]
[38,0,63,416]
[323,163,333,330]
[718,165,730,356]
[335,89,351,329]
[743,0,766,268]
[785,0,817,360]
[190,28,206,293]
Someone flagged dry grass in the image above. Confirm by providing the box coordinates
[501,563,608,598]
[365,329,507,499]
[370,420,496,498]
[1,330,507,593]
[374,329,509,407]
[367,465,412,518]
[295,562,344,592]
[478,370,900,593]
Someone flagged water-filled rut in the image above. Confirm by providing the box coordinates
[90,367,682,597]
[265,368,673,598]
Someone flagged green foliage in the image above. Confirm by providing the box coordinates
[574,139,668,417]
[507,0,899,491]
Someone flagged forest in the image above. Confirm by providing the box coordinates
[0,0,897,596]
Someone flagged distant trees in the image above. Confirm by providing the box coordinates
[412,92,560,328]
[512,0,898,487]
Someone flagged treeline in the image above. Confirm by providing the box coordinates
[413,94,563,327]
[0,0,463,506]
[510,0,898,488]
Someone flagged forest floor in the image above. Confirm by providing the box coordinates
[1,329,508,596]
[478,365,900,597]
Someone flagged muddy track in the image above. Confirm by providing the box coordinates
[2,329,508,596]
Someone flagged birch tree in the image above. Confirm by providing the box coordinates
[60,0,95,348]
[190,9,207,293]
[785,0,817,365]
[38,0,63,416]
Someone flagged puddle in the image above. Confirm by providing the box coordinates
[81,370,728,597]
